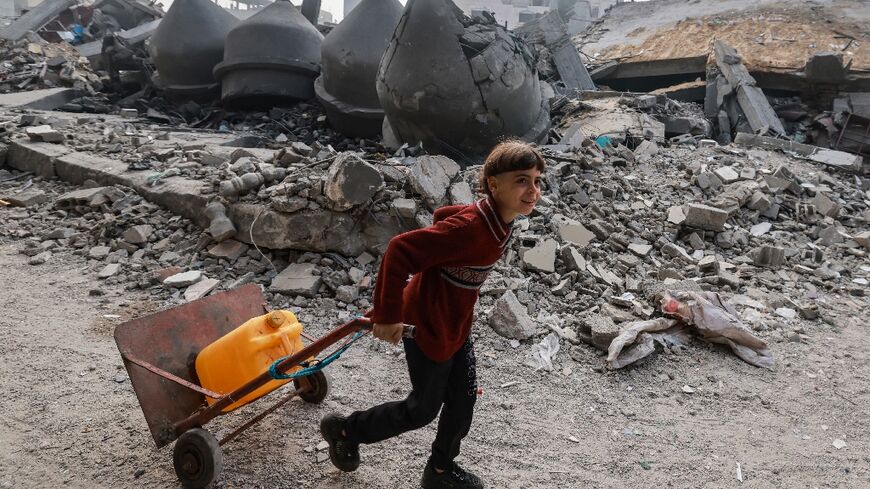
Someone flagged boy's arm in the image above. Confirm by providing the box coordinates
[369,216,471,324]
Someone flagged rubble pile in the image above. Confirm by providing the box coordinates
[0,0,868,373]
[2,91,868,370]
[0,38,102,94]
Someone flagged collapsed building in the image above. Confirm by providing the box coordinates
[0,0,868,373]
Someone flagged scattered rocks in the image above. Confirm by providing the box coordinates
[270,263,321,297]
[163,271,203,288]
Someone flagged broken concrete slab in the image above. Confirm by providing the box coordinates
[163,270,203,288]
[184,277,220,301]
[207,240,248,261]
[515,10,596,91]
[733,133,863,172]
[683,203,728,231]
[6,141,72,178]
[588,314,619,351]
[270,263,322,297]
[0,0,78,41]
[25,125,64,143]
[521,238,558,273]
[1,190,49,207]
[448,181,475,205]
[753,245,785,268]
[489,290,536,340]
[0,88,83,111]
[712,41,785,136]
[552,214,595,246]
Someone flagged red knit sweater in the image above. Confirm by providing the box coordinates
[369,196,513,362]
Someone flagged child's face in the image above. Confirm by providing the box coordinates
[488,168,543,218]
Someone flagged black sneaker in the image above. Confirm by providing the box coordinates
[319,414,360,472]
[421,460,483,489]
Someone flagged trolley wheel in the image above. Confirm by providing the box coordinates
[172,427,223,489]
[294,370,330,404]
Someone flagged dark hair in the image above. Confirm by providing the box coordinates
[478,140,546,197]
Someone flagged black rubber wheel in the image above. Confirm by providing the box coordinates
[294,370,330,404]
[172,428,223,489]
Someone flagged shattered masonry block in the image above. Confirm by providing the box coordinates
[747,191,771,211]
[220,172,265,198]
[25,125,64,143]
[448,181,475,205]
[753,245,785,268]
[854,231,870,250]
[391,198,417,219]
[270,263,322,297]
[683,203,729,231]
[184,278,220,301]
[488,290,535,340]
[521,238,558,273]
[324,153,384,211]
[713,166,739,183]
[163,270,204,288]
[207,240,249,261]
[408,155,460,209]
[810,193,839,218]
[122,225,154,245]
[588,314,620,351]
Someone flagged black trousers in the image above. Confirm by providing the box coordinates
[344,337,478,470]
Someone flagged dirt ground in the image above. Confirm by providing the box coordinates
[1,207,868,489]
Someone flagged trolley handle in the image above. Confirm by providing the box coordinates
[355,317,416,339]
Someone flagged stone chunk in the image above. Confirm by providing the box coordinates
[324,153,384,211]
[270,263,322,297]
[661,242,694,263]
[122,225,154,244]
[749,222,771,237]
[683,203,728,231]
[2,190,48,207]
[207,240,248,261]
[818,225,847,246]
[855,231,870,250]
[810,193,839,218]
[164,270,203,288]
[392,198,417,219]
[89,246,111,260]
[713,166,740,183]
[521,238,558,273]
[667,205,686,225]
[587,314,619,351]
[408,155,461,209]
[753,245,784,268]
[553,215,594,246]
[335,285,359,303]
[448,181,475,205]
[25,125,64,143]
[489,290,535,340]
[560,245,586,272]
[628,243,652,256]
[747,191,771,211]
[98,263,121,279]
[184,278,220,301]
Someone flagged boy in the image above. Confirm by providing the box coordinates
[320,140,545,489]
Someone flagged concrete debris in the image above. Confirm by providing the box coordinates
[683,203,728,232]
[489,290,536,340]
[163,270,203,288]
[205,202,237,242]
[270,263,322,298]
[324,153,384,211]
[521,238,558,273]
[408,155,461,210]
[184,277,219,301]
[25,125,64,143]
